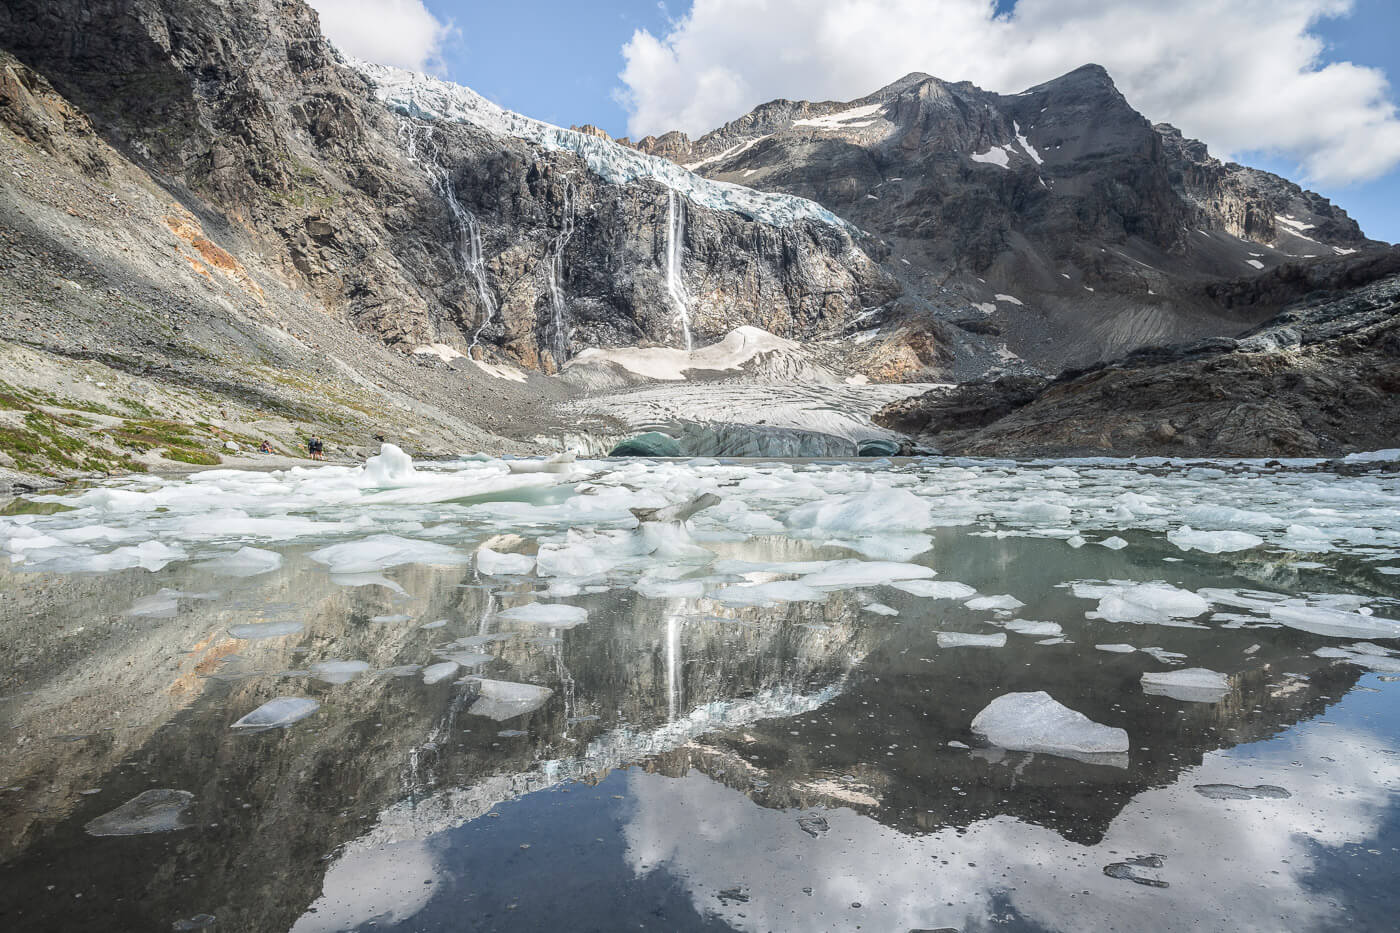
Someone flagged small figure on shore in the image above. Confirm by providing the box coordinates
[307,435,324,460]
[259,439,273,454]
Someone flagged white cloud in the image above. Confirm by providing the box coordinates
[306,0,454,74]
[617,0,1400,186]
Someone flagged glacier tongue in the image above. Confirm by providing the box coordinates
[355,61,852,230]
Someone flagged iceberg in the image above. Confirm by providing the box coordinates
[421,661,460,685]
[891,580,977,599]
[965,594,1026,611]
[497,603,590,628]
[1141,668,1231,702]
[786,489,933,535]
[1269,604,1400,639]
[799,559,935,590]
[937,632,1007,648]
[308,534,469,573]
[1004,619,1062,637]
[1167,525,1263,554]
[310,660,372,684]
[971,692,1129,761]
[465,678,554,721]
[476,546,536,576]
[1073,581,1209,625]
[197,546,283,577]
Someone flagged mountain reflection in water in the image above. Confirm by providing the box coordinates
[1,464,1398,932]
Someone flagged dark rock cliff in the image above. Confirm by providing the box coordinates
[631,64,1387,373]
[0,0,894,373]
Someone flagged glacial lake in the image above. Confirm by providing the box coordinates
[2,451,1399,931]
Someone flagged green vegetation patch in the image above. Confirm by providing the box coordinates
[163,447,221,466]
[0,498,77,516]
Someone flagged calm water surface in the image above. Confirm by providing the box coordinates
[2,458,1399,932]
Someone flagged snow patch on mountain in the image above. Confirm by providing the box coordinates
[793,103,885,130]
[355,62,850,230]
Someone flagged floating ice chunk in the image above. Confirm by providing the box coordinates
[1277,524,1336,551]
[504,451,576,474]
[1141,647,1187,664]
[228,620,303,639]
[892,580,977,599]
[1141,668,1231,702]
[1313,646,1400,672]
[965,594,1025,611]
[371,614,412,623]
[466,678,553,721]
[197,546,283,577]
[1167,525,1263,553]
[420,620,448,629]
[85,789,194,835]
[971,691,1129,761]
[437,650,493,667]
[1066,535,1086,548]
[1005,619,1062,637]
[1096,643,1137,653]
[863,602,899,616]
[476,546,536,576]
[498,603,589,628]
[421,661,460,685]
[308,534,468,573]
[231,697,320,730]
[1269,604,1400,639]
[310,660,371,684]
[1074,581,1209,625]
[1180,505,1280,530]
[1006,501,1071,523]
[799,560,935,590]
[360,443,417,486]
[1099,537,1128,550]
[785,489,932,535]
[937,632,1007,648]
[711,580,825,607]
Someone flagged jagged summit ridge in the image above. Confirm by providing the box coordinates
[355,61,852,231]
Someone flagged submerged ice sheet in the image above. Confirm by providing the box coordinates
[85,789,195,836]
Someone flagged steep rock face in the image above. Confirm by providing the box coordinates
[876,249,1400,458]
[630,64,1386,374]
[0,0,893,375]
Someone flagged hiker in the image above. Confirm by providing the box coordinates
[259,439,272,454]
[307,435,324,460]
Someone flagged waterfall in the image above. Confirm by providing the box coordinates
[397,119,497,354]
[666,612,682,721]
[665,189,693,351]
[544,176,576,366]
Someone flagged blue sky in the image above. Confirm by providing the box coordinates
[317,0,1400,243]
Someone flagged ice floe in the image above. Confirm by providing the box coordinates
[1073,581,1210,626]
[937,632,1008,648]
[1141,668,1231,703]
[971,691,1129,762]
[465,679,554,721]
[497,603,590,628]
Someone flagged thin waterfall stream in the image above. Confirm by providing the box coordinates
[666,189,693,351]
[397,119,498,354]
